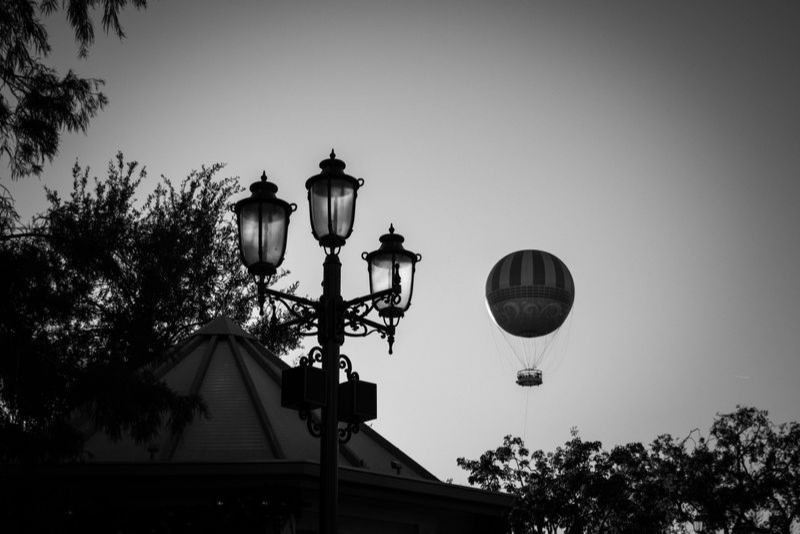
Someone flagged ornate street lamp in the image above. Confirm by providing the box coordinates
[363,224,422,328]
[235,152,420,534]
[234,172,297,314]
[305,150,364,251]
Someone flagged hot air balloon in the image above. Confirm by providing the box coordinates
[485,250,575,386]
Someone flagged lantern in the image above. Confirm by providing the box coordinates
[305,151,363,250]
[362,225,421,325]
[234,172,296,312]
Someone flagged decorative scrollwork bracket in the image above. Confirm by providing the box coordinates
[338,422,360,444]
[299,346,323,368]
[339,353,359,382]
[296,349,366,443]
[299,409,322,438]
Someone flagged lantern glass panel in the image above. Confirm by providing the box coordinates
[371,253,414,312]
[309,178,356,242]
[239,202,288,269]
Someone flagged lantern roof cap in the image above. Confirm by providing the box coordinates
[305,150,362,190]
[319,149,346,173]
[235,172,294,213]
[367,225,420,262]
[379,224,404,245]
[244,171,279,196]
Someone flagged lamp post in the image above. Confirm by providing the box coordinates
[235,151,421,534]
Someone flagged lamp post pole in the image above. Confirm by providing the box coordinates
[234,152,421,534]
[320,253,342,534]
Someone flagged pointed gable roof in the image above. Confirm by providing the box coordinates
[192,315,255,338]
[80,316,437,481]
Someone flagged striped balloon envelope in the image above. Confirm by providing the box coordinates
[485,250,575,386]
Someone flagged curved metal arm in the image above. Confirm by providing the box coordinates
[342,311,389,335]
[263,287,317,309]
[272,313,319,337]
[262,287,320,336]
[343,285,398,310]
[341,310,396,353]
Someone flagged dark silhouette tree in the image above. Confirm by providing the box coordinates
[682,407,800,534]
[458,407,800,534]
[457,431,670,534]
[0,153,300,462]
[1,0,147,180]
[764,419,800,533]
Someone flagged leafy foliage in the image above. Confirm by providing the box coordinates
[0,153,300,462]
[1,0,147,179]
[458,407,800,534]
[682,407,800,534]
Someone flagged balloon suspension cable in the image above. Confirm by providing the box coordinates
[523,387,531,442]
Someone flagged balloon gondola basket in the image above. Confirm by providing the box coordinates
[516,368,543,387]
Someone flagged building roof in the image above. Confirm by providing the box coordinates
[79,316,437,482]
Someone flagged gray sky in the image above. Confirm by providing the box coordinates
[6,1,800,484]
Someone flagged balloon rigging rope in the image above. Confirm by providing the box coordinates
[523,387,530,441]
